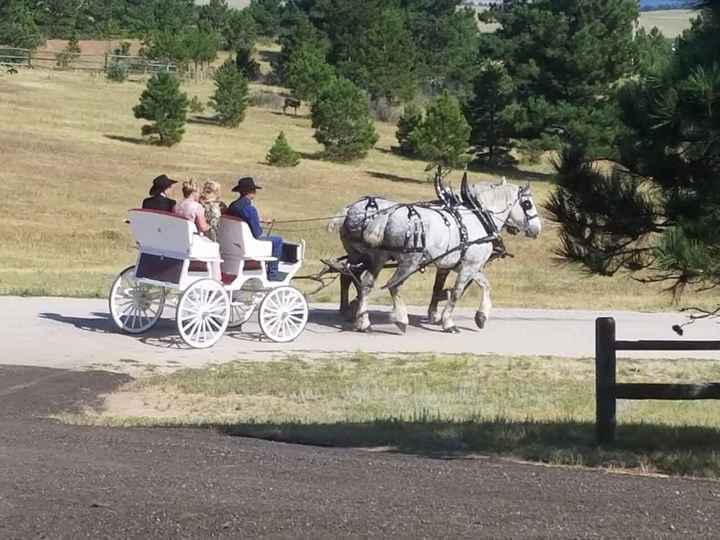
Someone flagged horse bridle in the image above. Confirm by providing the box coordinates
[503,186,538,236]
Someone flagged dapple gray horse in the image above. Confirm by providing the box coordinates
[336,180,542,333]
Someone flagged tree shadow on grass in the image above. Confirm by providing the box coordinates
[298,150,325,161]
[104,134,146,145]
[187,115,219,126]
[216,419,720,476]
[258,49,280,66]
[468,162,556,185]
[366,170,425,185]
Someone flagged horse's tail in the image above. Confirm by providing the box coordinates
[361,211,389,247]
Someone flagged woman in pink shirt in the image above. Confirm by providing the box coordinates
[173,179,210,234]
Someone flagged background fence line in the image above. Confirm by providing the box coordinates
[0,47,176,75]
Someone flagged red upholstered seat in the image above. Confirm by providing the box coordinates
[221,273,237,285]
[244,260,262,271]
[188,261,208,272]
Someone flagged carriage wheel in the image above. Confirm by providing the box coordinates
[258,286,308,343]
[109,265,165,334]
[176,279,230,349]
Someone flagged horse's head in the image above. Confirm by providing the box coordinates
[507,183,542,238]
[471,179,542,239]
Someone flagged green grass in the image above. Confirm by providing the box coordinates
[64,353,720,478]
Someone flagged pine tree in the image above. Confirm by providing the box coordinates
[235,47,261,81]
[249,0,284,38]
[410,91,471,174]
[404,1,478,96]
[133,72,189,146]
[284,43,335,102]
[266,131,300,167]
[466,60,516,164]
[395,104,423,157]
[546,1,720,299]
[479,0,638,155]
[198,0,230,36]
[224,8,257,52]
[210,59,249,127]
[278,10,329,84]
[311,77,379,162]
[0,0,43,49]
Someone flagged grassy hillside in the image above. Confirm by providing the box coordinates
[638,9,694,37]
[0,68,716,311]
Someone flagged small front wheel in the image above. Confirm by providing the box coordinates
[176,279,230,349]
[258,286,308,343]
[109,266,165,334]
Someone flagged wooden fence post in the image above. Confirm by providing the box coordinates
[596,317,617,444]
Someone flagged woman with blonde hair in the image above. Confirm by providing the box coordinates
[173,179,209,234]
[200,179,228,242]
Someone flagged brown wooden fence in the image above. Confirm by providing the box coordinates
[595,317,720,444]
[0,47,175,74]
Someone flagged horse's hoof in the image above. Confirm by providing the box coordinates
[356,324,373,333]
[444,326,461,334]
[395,322,408,334]
[475,312,487,329]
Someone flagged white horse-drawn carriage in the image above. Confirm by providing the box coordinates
[108,209,309,348]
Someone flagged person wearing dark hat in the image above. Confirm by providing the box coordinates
[228,176,283,281]
[142,175,177,212]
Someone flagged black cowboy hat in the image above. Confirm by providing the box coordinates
[232,176,263,193]
[149,174,178,196]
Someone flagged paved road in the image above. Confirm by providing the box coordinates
[2,296,719,372]
[1,365,719,539]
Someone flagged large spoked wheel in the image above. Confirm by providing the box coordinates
[109,265,166,334]
[177,279,230,349]
[258,286,308,343]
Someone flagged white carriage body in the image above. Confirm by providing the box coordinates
[127,209,304,292]
[217,215,304,290]
[128,209,222,290]
[110,209,309,348]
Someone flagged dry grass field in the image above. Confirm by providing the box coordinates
[639,9,694,37]
[0,67,717,311]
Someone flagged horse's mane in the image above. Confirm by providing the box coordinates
[470,180,516,207]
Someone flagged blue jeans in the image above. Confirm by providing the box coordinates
[261,235,283,280]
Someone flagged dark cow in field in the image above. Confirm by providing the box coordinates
[283,97,301,116]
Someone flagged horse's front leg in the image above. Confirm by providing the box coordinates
[441,268,475,334]
[386,254,423,333]
[388,284,409,334]
[340,273,360,321]
[474,272,492,329]
[427,268,450,325]
[355,263,383,332]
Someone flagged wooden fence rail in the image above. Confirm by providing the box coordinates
[595,317,720,444]
[0,47,175,74]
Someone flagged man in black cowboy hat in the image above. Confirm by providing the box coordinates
[228,176,283,281]
[142,174,177,212]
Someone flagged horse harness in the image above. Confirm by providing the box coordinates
[355,174,500,266]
